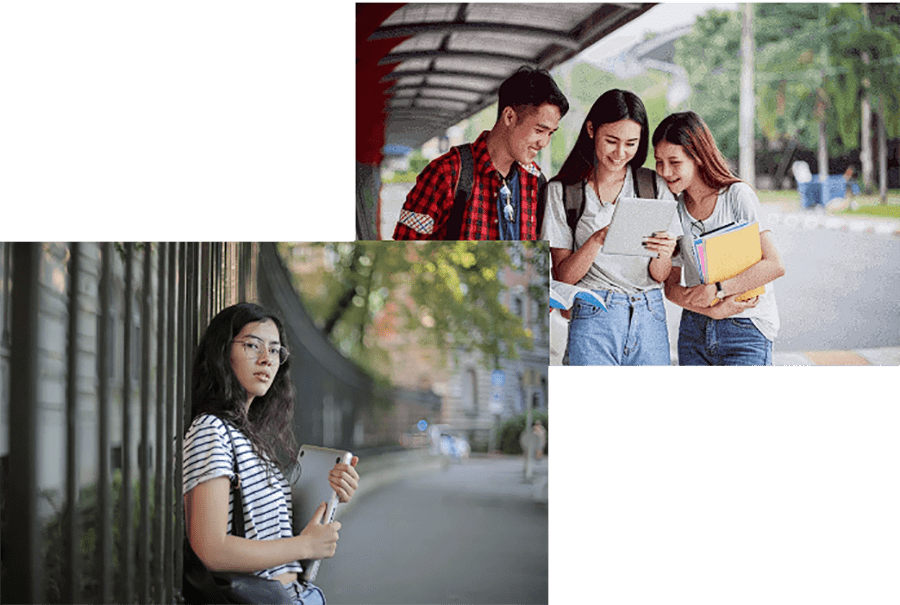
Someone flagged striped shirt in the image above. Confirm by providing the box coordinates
[183,413,303,579]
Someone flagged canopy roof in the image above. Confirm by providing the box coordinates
[357,3,656,159]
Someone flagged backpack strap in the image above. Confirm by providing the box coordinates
[447,143,474,240]
[563,181,585,250]
[535,172,548,238]
[222,422,245,538]
[633,166,658,199]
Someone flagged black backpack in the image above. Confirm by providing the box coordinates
[447,144,547,240]
[561,167,658,246]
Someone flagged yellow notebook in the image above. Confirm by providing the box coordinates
[701,222,765,303]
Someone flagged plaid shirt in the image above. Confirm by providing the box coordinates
[393,131,544,240]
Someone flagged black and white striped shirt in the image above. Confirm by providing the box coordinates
[183,413,303,579]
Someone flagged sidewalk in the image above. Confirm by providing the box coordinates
[760,199,900,237]
[773,346,900,366]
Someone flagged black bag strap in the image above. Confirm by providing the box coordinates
[222,422,245,538]
[562,167,657,248]
[563,181,585,250]
[634,166,658,199]
[535,172,548,239]
[446,143,474,240]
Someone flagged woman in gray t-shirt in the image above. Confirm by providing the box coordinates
[653,111,786,365]
[543,89,677,365]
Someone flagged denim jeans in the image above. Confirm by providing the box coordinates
[287,580,326,605]
[568,288,671,366]
[677,309,773,366]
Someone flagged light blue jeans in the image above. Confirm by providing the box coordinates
[287,580,326,605]
[677,310,773,366]
[568,288,671,366]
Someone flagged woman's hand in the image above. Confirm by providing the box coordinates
[298,502,341,560]
[708,295,760,319]
[682,283,717,308]
[589,226,609,247]
[329,456,360,503]
[643,231,677,259]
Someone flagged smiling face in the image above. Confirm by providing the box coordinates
[230,319,282,408]
[505,102,561,166]
[589,119,642,175]
[654,140,701,196]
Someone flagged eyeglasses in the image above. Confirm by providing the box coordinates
[690,219,705,239]
[232,338,289,365]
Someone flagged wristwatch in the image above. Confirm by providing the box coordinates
[715,281,725,299]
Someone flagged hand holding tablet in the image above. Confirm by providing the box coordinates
[600,197,677,257]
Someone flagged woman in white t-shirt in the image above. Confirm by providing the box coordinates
[543,89,677,365]
[653,111,786,365]
[183,303,360,604]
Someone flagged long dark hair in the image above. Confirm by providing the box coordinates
[552,89,649,185]
[190,302,298,471]
[652,111,741,192]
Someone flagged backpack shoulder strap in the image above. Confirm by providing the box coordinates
[535,172,547,239]
[563,181,585,245]
[634,166,658,199]
[447,144,474,240]
[222,422,245,538]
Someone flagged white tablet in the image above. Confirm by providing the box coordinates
[600,197,677,256]
[291,444,353,582]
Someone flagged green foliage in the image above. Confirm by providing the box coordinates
[676,3,900,164]
[498,410,549,455]
[29,470,172,603]
[282,242,548,378]
[407,149,430,175]
[675,9,744,160]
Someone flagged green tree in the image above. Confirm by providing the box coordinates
[824,3,900,200]
[674,9,744,160]
[280,242,548,380]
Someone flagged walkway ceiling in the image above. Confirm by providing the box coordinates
[357,3,657,160]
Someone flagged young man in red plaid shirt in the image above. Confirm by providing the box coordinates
[393,66,569,241]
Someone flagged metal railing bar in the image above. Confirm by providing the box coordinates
[154,242,168,603]
[164,242,177,605]
[98,242,113,604]
[172,242,186,600]
[139,242,153,604]
[8,243,42,603]
[200,243,210,338]
[122,243,135,603]
[174,242,196,596]
[64,242,82,603]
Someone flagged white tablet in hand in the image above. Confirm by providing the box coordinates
[292,444,353,582]
[601,197,677,256]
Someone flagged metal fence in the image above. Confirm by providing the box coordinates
[0,242,402,604]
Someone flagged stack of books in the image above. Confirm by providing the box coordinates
[691,221,765,303]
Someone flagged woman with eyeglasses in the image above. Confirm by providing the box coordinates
[543,89,678,365]
[653,111,785,365]
[183,303,359,604]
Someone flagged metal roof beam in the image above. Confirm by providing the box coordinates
[378,49,534,67]
[369,22,580,50]
[380,69,501,83]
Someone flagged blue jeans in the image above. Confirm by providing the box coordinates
[287,580,326,605]
[677,309,773,366]
[568,288,671,366]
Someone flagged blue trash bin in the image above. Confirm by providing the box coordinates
[799,175,852,209]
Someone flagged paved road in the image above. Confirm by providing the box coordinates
[315,455,548,605]
[661,205,900,357]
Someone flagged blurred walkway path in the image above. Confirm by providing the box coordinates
[317,454,548,605]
